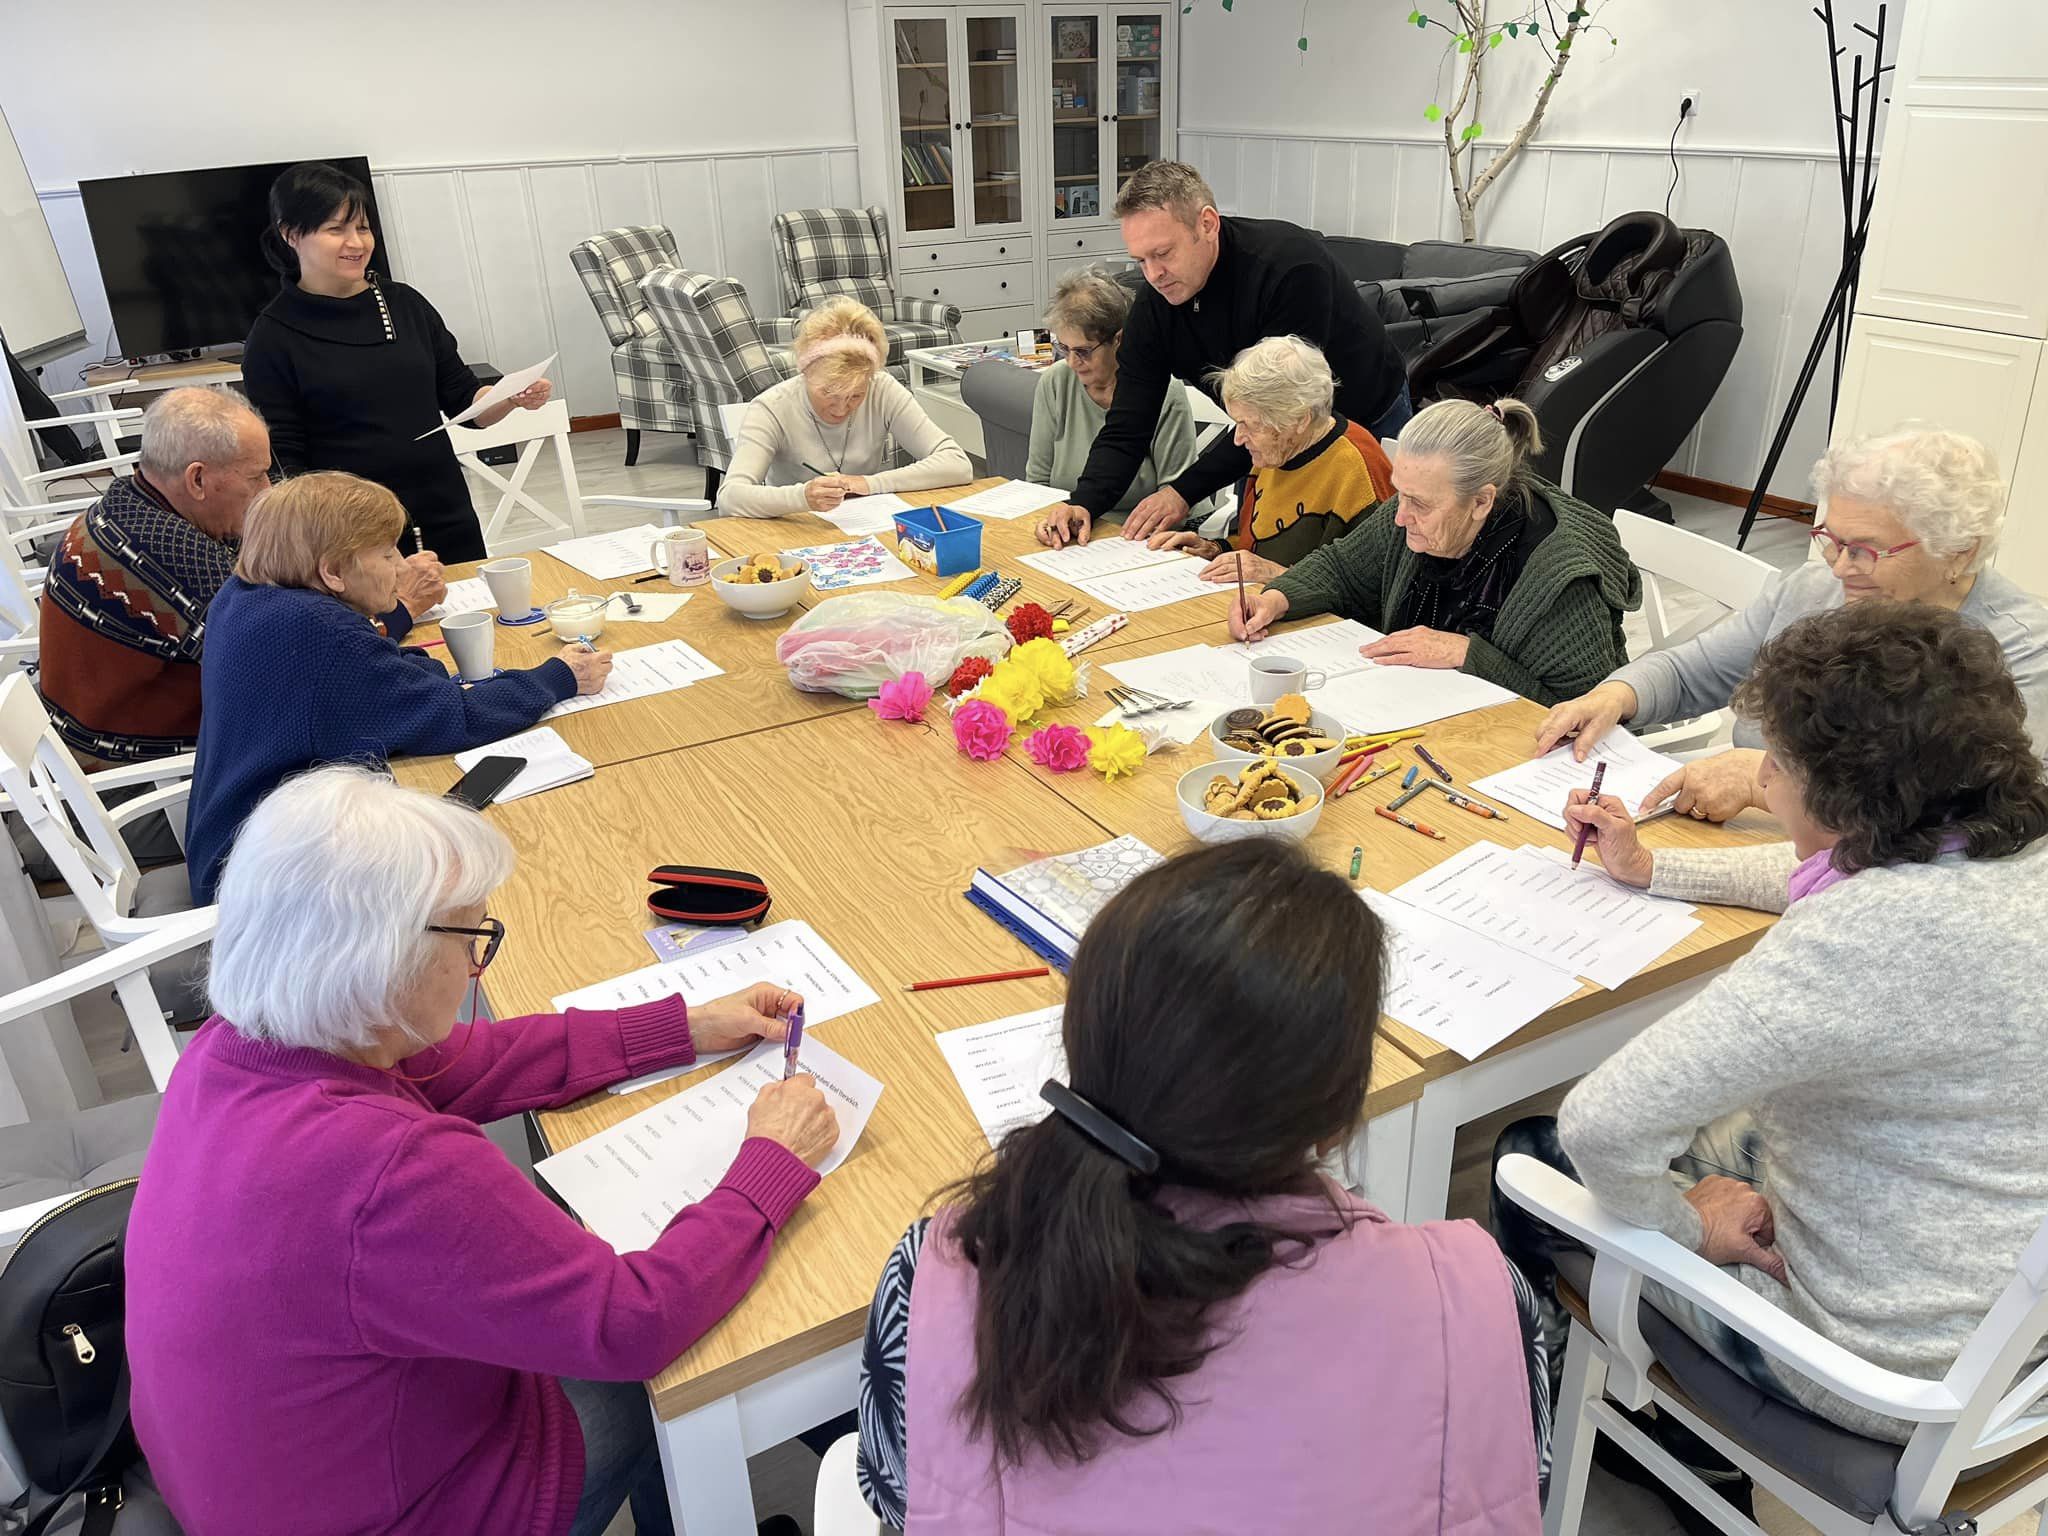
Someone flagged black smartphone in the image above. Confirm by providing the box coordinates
[445,755,526,811]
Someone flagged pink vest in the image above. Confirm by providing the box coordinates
[904,1180,1541,1535]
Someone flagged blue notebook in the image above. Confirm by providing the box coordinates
[965,836,1164,972]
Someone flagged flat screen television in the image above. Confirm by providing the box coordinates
[77,156,395,360]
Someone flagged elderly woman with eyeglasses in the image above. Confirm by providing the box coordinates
[125,766,839,1536]
[1536,427,2048,821]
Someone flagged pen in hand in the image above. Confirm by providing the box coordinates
[1570,761,1608,867]
[782,1004,806,1080]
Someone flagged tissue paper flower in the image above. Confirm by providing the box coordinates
[1085,723,1147,781]
[953,699,1013,761]
[1006,637,1077,703]
[1006,602,1055,644]
[946,655,994,697]
[977,664,1046,726]
[1024,723,1090,772]
[867,671,933,723]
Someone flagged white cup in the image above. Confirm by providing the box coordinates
[442,612,497,682]
[649,528,710,589]
[1248,655,1326,704]
[479,557,533,618]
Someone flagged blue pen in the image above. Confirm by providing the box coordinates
[782,1003,806,1079]
[1402,765,1420,789]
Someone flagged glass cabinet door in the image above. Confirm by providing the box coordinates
[894,15,958,235]
[1112,11,1167,199]
[962,14,1025,231]
[1046,12,1104,222]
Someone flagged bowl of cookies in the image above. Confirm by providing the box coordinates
[1177,759,1324,845]
[1207,693,1347,783]
[710,553,809,619]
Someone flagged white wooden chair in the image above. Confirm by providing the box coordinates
[1495,1154,2048,1536]
[814,1434,882,1536]
[1611,509,1775,755]
[0,535,41,676]
[0,360,139,508]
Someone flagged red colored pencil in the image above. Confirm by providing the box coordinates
[1329,754,1373,798]
[902,967,1052,992]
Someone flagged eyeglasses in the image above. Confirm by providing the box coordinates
[425,916,505,971]
[1052,336,1115,365]
[1810,527,1920,573]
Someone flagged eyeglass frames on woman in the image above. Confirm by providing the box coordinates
[424,916,505,971]
[1052,336,1115,365]
[1810,527,1920,573]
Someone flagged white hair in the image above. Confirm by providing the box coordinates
[1811,426,2008,575]
[208,765,514,1052]
[1210,335,1335,429]
[137,386,263,479]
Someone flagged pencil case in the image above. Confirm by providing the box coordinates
[646,865,772,925]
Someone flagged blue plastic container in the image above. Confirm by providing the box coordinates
[893,505,983,578]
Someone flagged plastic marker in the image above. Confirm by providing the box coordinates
[1388,781,1430,812]
[1415,743,1452,783]
[1349,846,1363,880]
[1340,759,1402,797]
[782,1003,806,1079]
[1570,762,1608,868]
[1432,785,1508,821]
[1402,765,1420,789]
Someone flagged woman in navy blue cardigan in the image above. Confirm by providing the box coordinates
[186,473,611,901]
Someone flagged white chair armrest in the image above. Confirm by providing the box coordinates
[23,408,143,429]
[1,496,93,521]
[583,495,713,528]
[85,752,197,792]
[45,382,126,403]
[108,780,193,830]
[1495,1154,1965,1422]
[24,453,138,487]
[9,518,76,547]
[0,906,217,1029]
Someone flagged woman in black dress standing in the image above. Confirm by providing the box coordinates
[242,162,552,563]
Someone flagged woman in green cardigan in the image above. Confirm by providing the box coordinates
[1229,397,1641,705]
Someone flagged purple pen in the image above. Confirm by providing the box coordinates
[782,1003,806,1079]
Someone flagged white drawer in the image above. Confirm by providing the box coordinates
[1046,251,1138,291]
[956,303,1044,340]
[909,261,1034,311]
[900,235,1036,271]
[1047,223,1128,259]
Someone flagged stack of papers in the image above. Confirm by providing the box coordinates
[1220,620,1517,732]
[1470,730,1684,830]
[945,480,1071,520]
[933,1006,1067,1148]
[545,524,672,580]
[535,1037,884,1253]
[966,835,1165,969]
[1360,889,1583,1059]
[452,726,592,801]
[544,640,724,719]
[1017,538,1214,612]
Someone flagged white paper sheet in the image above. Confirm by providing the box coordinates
[544,640,724,719]
[603,590,692,623]
[1219,618,1383,671]
[933,1006,1068,1148]
[417,354,558,437]
[551,919,882,1094]
[1096,644,1245,743]
[945,480,1072,520]
[536,1037,884,1253]
[544,524,671,581]
[821,492,916,536]
[1359,889,1582,1059]
[418,577,497,625]
[1388,842,1703,990]
[1469,731,1685,831]
[452,726,593,802]
[1070,556,1214,613]
[1016,536,1184,582]
[1309,666,1519,735]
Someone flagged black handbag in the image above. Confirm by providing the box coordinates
[0,1179,143,1536]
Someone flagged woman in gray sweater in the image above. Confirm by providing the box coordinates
[1535,428,2048,820]
[1502,601,2048,1466]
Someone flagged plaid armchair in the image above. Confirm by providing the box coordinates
[769,206,962,372]
[569,225,693,466]
[637,268,797,495]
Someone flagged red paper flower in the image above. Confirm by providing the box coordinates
[952,700,1014,761]
[1024,724,1090,772]
[946,655,995,697]
[1006,602,1054,644]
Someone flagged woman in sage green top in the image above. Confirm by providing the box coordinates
[1028,268,1201,530]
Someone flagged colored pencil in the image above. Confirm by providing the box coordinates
[932,506,951,531]
[1431,785,1508,820]
[902,967,1052,992]
[1349,846,1363,880]
[1340,759,1402,796]
[1377,806,1445,840]
[1328,755,1373,798]
[1388,781,1430,811]
[1232,550,1252,645]
[1335,743,1385,769]
[1571,761,1608,867]
[1415,743,1452,782]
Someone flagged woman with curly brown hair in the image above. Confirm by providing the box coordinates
[1497,600,2048,1504]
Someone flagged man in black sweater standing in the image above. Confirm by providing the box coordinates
[1036,161,1408,547]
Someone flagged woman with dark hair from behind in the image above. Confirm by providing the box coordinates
[241,161,554,563]
[855,839,1547,1533]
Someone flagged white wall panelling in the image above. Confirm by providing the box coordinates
[1179,131,1851,500]
[31,148,863,420]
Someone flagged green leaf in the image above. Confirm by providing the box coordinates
[1461,122,1483,141]
[1406,8,1422,21]
[1490,30,1503,46]
[1423,103,1443,121]
[1505,20,1518,35]
[1415,12,1429,25]
[1556,34,1571,50]
[1456,32,1473,51]
[1297,33,1309,49]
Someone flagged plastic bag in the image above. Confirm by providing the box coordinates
[776,592,1012,698]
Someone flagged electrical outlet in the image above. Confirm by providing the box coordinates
[1680,87,1702,120]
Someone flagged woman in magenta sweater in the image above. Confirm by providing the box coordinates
[124,766,839,1536]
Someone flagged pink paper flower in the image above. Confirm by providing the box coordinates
[953,699,1014,761]
[1024,723,1090,772]
[868,670,933,723]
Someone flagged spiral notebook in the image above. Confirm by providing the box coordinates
[965,835,1164,969]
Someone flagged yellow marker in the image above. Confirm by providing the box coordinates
[936,569,984,601]
[1344,728,1426,751]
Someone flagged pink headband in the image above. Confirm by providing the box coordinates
[796,334,886,373]
[1485,401,1506,423]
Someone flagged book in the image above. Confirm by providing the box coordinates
[966,835,1165,970]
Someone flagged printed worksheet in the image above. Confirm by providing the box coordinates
[1221,618,1517,732]
[1072,556,1214,613]
[1016,537,1185,583]
[1219,618,1384,671]
[451,726,592,802]
[544,640,724,719]
[933,1006,1069,1148]
[1359,889,1582,1059]
[418,577,498,624]
[1388,842,1702,990]
[1470,730,1685,830]
[780,536,917,590]
[545,524,671,580]
[821,493,915,536]
[536,1038,884,1253]
[946,480,1072,520]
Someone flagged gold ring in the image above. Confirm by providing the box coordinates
[1690,807,1708,819]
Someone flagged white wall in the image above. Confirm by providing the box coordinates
[0,0,861,417]
[1179,0,1895,499]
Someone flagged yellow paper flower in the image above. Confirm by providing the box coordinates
[1085,723,1146,781]
[1005,637,1077,703]
[977,664,1045,726]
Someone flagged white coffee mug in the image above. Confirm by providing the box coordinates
[649,528,710,589]
[441,612,497,682]
[1248,655,1326,704]
[478,557,533,619]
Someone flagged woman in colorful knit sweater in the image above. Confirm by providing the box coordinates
[1231,396,1641,706]
[1146,334,1392,583]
